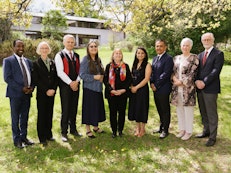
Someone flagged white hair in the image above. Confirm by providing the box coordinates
[36,41,51,55]
[63,34,75,42]
[201,32,215,42]
[180,37,193,48]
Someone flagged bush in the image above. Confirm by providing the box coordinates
[113,40,134,52]
[224,51,231,65]
[0,39,62,65]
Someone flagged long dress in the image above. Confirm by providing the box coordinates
[128,63,149,123]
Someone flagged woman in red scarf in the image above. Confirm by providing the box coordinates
[104,49,132,138]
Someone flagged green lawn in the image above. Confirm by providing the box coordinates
[0,48,231,173]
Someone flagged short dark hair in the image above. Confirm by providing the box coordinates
[13,39,23,47]
[155,39,167,46]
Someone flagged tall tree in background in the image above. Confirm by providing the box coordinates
[128,0,231,54]
[0,0,32,43]
[53,0,134,39]
[41,10,68,40]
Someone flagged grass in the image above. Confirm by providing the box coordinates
[0,47,231,173]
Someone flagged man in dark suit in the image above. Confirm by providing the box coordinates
[150,39,174,139]
[3,39,34,149]
[55,35,81,142]
[195,32,224,147]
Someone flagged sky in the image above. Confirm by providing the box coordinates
[29,0,57,12]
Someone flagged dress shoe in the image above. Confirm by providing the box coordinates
[206,138,216,147]
[22,138,34,145]
[159,131,168,139]
[153,129,161,134]
[61,134,68,142]
[70,131,82,137]
[195,133,210,138]
[176,130,185,138]
[112,133,117,138]
[40,141,48,146]
[14,142,24,149]
[181,133,192,141]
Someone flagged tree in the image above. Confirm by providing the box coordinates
[127,0,231,54]
[0,0,32,43]
[53,0,134,39]
[103,0,134,39]
[41,10,68,40]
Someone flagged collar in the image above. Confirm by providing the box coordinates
[157,52,166,59]
[205,46,214,55]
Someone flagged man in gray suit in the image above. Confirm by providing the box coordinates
[195,32,224,147]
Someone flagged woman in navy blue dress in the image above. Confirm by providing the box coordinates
[128,47,152,137]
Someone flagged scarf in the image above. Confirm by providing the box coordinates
[109,62,126,94]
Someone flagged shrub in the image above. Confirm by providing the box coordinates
[0,39,62,65]
[224,51,231,65]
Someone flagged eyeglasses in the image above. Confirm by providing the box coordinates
[202,39,212,42]
[89,45,98,48]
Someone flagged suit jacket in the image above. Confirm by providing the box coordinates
[197,47,224,93]
[32,58,58,97]
[3,55,33,98]
[150,52,174,94]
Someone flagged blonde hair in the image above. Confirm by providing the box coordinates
[36,41,51,55]
[111,48,123,62]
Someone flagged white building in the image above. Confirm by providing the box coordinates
[11,12,124,47]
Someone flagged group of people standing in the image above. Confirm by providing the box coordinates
[3,32,224,149]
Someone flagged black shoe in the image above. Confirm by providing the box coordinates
[93,128,105,134]
[70,131,82,137]
[112,133,117,138]
[206,138,216,147]
[22,138,34,145]
[118,131,123,137]
[195,133,210,138]
[40,141,48,146]
[14,142,24,149]
[153,129,161,134]
[159,131,168,139]
[86,131,96,138]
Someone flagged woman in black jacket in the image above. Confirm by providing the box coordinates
[104,49,132,138]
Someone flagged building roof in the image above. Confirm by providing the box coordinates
[30,12,106,23]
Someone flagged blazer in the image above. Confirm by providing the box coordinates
[32,58,58,97]
[150,52,174,94]
[3,55,33,98]
[197,48,224,94]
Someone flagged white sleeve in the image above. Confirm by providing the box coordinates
[54,53,72,85]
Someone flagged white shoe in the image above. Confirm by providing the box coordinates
[176,130,185,138]
[181,133,192,140]
[61,135,68,142]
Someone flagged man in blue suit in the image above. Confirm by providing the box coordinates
[3,39,34,149]
[195,32,224,147]
[150,39,174,139]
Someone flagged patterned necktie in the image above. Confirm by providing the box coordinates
[202,51,208,66]
[20,57,29,87]
[45,59,50,71]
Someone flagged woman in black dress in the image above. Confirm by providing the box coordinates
[128,47,152,137]
[104,49,132,138]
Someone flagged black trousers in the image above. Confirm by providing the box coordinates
[59,85,79,135]
[154,93,171,133]
[37,95,55,142]
[108,95,128,134]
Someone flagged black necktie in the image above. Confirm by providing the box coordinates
[20,58,29,87]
